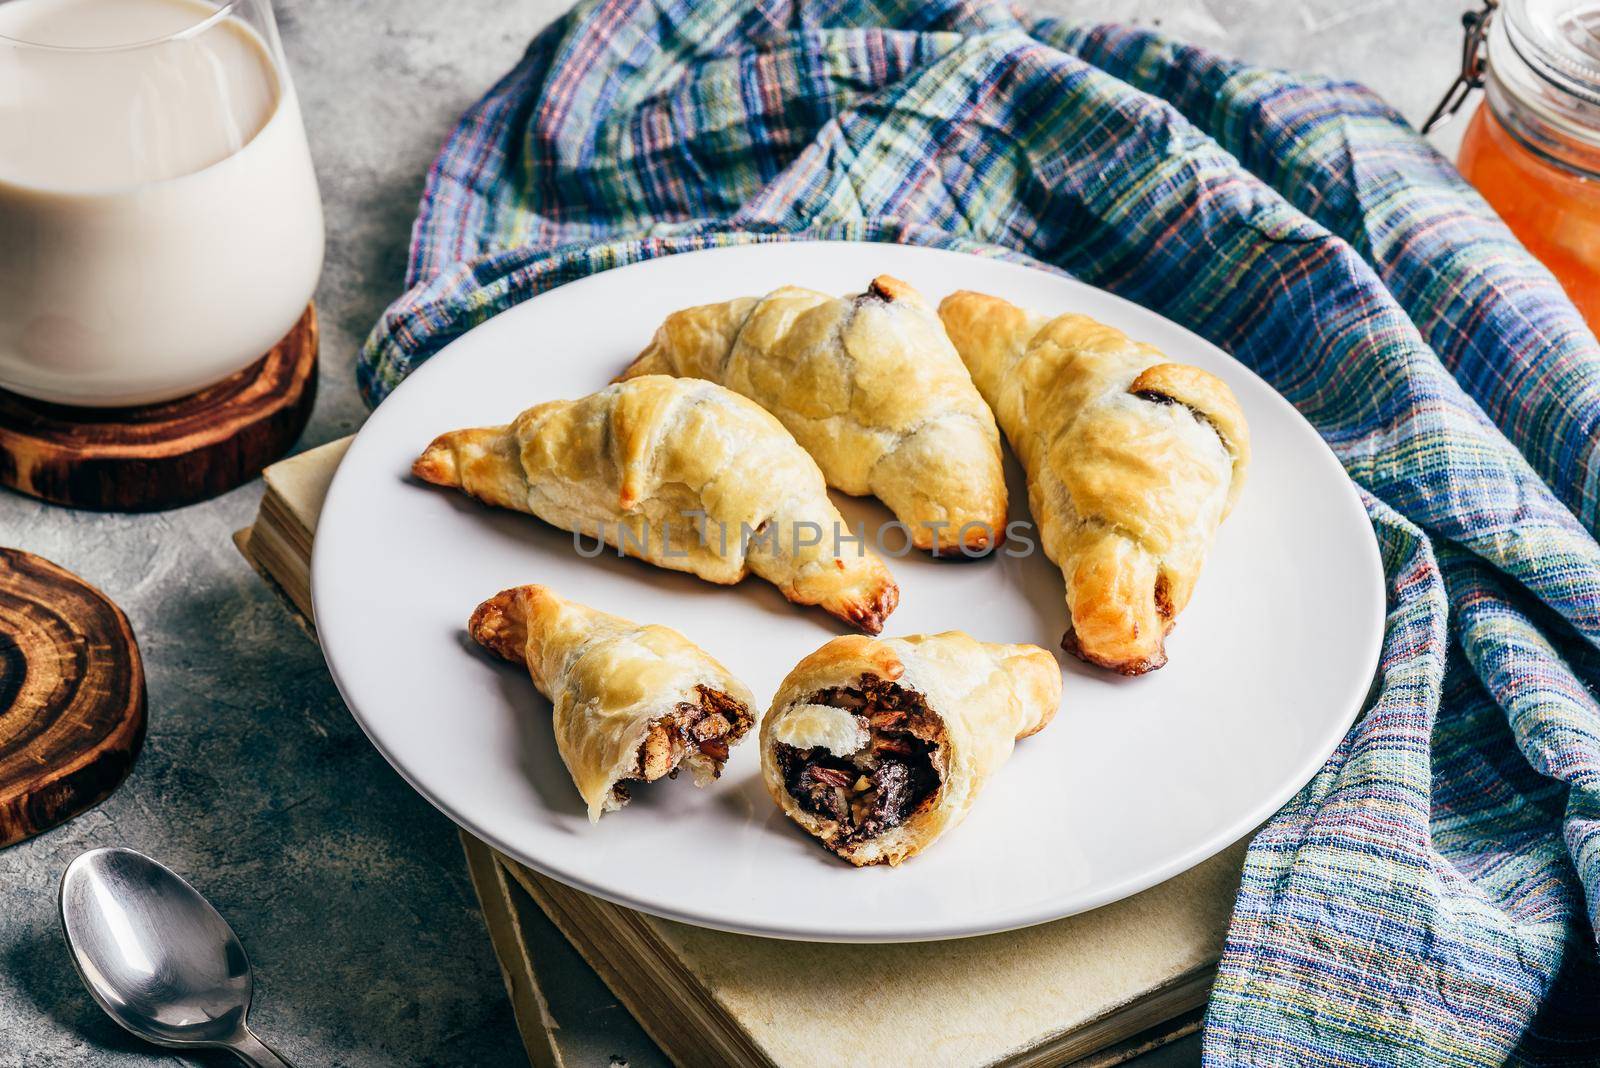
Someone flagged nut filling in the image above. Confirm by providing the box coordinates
[610,686,752,806]
[775,674,947,850]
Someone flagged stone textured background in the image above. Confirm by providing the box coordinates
[0,1,1469,1064]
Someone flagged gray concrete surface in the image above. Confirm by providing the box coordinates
[0,2,1465,1065]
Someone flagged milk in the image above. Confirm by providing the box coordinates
[0,0,324,406]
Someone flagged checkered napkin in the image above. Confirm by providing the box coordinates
[360,2,1600,1063]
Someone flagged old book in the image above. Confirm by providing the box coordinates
[237,438,1244,1068]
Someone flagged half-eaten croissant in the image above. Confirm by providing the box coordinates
[470,584,756,821]
[760,631,1060,866]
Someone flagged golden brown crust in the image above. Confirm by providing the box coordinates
[1128,362,1251,515]
[412,440,456,485]
[1001,643,1061,738]
[936,292,1031,383]
[1061,624,1166,677]
[790,632,908,684]
[939,292,1250,675]
[468,584,757,820]
[419,377,899,633]
[760,632,1060,866]
[617,278,1008,555]
[865,273,916,302]
[835,581,900,637]
[467,588,529,665]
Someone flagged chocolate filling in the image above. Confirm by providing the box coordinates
[852,278,895,309]
[774,674,945,850]
[610,686,752,806]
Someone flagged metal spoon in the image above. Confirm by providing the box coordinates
[58,847,293,1067]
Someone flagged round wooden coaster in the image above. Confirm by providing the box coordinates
[0,303,318,512]
[0,549,146,849]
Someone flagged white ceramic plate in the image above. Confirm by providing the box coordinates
[313,242,1383,943]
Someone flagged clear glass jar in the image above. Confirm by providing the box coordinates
[0,0,324,407]
[1451,0,1600,326]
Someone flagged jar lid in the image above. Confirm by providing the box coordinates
[1507,0,1600,105]
[1487,0,1600,166]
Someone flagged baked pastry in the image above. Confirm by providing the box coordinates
[470,584,756,821]
[415,376,898,633]
[939,292,1250,675]
[618,276,1007,555]
[760,632,1060,866]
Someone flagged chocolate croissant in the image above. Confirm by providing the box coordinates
[939,293,1250,675]
[760,632,1060,866]
[415,376,899,633]
[618,276,1007,555]
[470,585,756,821]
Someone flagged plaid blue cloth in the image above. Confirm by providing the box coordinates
[359,2,1600,1063]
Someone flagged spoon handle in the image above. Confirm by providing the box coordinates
[227,1027,294,1068]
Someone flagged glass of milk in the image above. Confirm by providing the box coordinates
[0,0,324,407]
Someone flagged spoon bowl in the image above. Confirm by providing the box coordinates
[59,848,291,1067]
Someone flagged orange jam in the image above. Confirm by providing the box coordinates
[1458,103,1600,326]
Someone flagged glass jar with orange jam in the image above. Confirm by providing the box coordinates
[1439,0,1600,325]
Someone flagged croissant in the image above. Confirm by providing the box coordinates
[618,276,1007,555]
[939,293,1250,675]
[415,376,898,633]
[470,585,756,821]
[760,632,1060,866]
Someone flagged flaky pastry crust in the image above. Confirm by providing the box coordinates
[470,585,756,821]
[760,632,1060,866]
[618,276,1007,555]
[939,292,1250,675]
[416,376,898,633]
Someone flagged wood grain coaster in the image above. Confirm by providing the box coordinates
[0,549,146,848]
[0,303,318,511]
